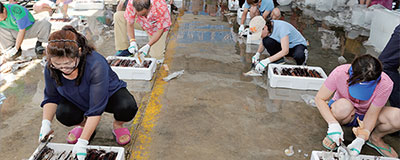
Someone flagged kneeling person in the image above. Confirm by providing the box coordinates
[249,16,308,73]
[0,2,51,60]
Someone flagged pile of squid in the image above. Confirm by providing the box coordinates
[273,67,323,78]
[107,58,152,68]
[34,147,118,160]
[49,18,72,22]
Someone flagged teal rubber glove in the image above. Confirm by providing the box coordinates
[128,41,138,54]
[252,52,260,64]
[138,44,150,56]
[348,137,365,156]
[327,122,344,146]
[255,58,271,73]
[38,119,52,142]
[73,138,88,160]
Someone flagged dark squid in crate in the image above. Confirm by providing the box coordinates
[273,67,323,78]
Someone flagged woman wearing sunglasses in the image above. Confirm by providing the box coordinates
[315,54,399,157]
[38,25,138,160]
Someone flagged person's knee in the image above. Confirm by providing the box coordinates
[382,107,400,130]
[331,98,354,119]
[33,5,41,13]
[263,37,276,46]
[56,108,84,126]
[39,20,52,31]
[271,8,281,20]
[249,6,260,17]
[115,99,138,121]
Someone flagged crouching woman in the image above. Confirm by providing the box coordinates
[315,54,399,157]
[38,26,138,159]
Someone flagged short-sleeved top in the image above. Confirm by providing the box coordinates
[243,0,274,14]
[324,64,393,115]
[0,4,35,31]
[378,24,400,72]
[41,51,127,116]
[267,20,307,48]
[124,0,171,36]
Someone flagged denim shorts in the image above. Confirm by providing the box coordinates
[328,99,365,127]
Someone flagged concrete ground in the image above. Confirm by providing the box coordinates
[0,0,399,160]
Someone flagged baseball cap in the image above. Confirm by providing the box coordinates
[249,16,265,41]
[348,67,381,101]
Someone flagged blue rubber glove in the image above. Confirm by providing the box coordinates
[73,138,88,160]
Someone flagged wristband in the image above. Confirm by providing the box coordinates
[130,38,136,42]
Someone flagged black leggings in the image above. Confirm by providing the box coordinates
[262,37,307,65]
[56,87,138,126]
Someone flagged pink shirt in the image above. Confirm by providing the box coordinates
[324,64,393,115]
[124,0,171,36]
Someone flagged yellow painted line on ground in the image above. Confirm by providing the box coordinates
[129,16,181,160]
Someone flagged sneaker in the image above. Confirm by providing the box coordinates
[35,46,45,59]
[115,49,132,57]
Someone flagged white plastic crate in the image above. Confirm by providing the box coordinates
[73,0,104,10]
[228,0,239,11]
[49,17,79,31]
[237,8,251,26]
[267,64,327,90]
[107,56,157,80]
[173,0,182,8]
[366,9,400,52]
[29,142,125,160]
[310,150,400,160]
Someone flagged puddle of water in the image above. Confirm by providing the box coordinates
[222,2,378,75]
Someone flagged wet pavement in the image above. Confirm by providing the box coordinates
[0,0,399,159]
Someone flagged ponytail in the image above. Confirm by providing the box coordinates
[348,54,382,86]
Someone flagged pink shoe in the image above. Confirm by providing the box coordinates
[112,128,131,146]
[66,126,83,144]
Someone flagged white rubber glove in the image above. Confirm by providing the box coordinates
[252,52,260,64]
[5,47,18,59]
[347,137,365,156]
[138,44,150,56]
[238,24,245,35]
[73,138,89,160]
[128,41,138,54]
[255,58,270,73]
[327,122,344,146]
[38,119,52,142]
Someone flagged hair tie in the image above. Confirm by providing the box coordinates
[49,39,77,44]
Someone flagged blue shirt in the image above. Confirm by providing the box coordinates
[41,51,127,116]
[268,20,307,48]
[243,0,274,14]
[378,24,400,72]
